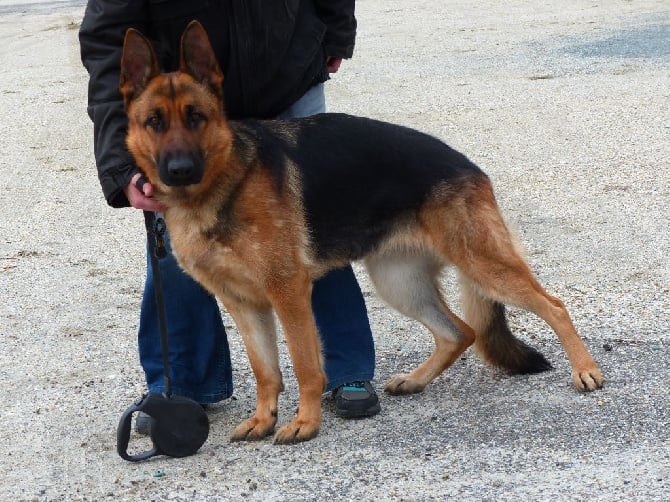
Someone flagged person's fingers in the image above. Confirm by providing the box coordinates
[326,57,342,73]
[126,173,164,211]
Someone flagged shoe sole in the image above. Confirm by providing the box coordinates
[335,402,381,418]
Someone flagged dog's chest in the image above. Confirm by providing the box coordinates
[166,213,263,302]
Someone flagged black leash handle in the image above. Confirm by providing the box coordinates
[116,210,209,462]
[117,393,209,462]
[117,395,159,462]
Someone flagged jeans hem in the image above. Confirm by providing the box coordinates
[146,383,234,405]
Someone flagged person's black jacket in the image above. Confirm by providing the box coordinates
[79,0,356,208]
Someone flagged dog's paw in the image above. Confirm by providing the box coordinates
[572,366,604,392]
[384,374,426,395]
[230,416,276,442]
[273,418,319,445]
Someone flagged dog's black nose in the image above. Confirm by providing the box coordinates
[159,151,204,186]
[167,156,194,179]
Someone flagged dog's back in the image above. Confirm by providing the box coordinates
[233,113,487,261]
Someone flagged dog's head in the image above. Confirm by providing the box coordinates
[120,21,232,200]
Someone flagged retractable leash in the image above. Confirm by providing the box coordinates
[116,210,209,462]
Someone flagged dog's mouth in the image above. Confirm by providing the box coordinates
[158,151,204,186]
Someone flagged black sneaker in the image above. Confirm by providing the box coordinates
[332,381,381,418]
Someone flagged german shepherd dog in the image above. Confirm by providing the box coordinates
[120,21,603,444]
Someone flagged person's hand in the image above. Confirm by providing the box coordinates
[326,56,342,74]
[123,172,165,212]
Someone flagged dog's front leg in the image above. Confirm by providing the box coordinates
[225,301,284,442]
[268,275,326,444]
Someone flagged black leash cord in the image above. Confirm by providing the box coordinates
[143,211,172,397]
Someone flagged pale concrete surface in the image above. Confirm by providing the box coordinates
[0,1,668,500]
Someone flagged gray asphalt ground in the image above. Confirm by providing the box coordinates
[0,0,668,500]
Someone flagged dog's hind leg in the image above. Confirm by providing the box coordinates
[365,253,475,395]
[460,259,603,391]
[428,178,603,391]
[225,301,284,442]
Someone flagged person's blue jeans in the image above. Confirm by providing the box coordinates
[138,84,376,401]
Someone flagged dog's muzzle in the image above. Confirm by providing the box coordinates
[158,151,204,186]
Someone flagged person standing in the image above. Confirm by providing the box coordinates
[79,0,381,433]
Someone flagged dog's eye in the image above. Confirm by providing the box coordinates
[186,107,206,129]
[145,114,164,132]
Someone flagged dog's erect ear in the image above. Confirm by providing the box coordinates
[120,28,160,108]
[179,21,224,99]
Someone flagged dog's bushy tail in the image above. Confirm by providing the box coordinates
[460,278,552,374]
